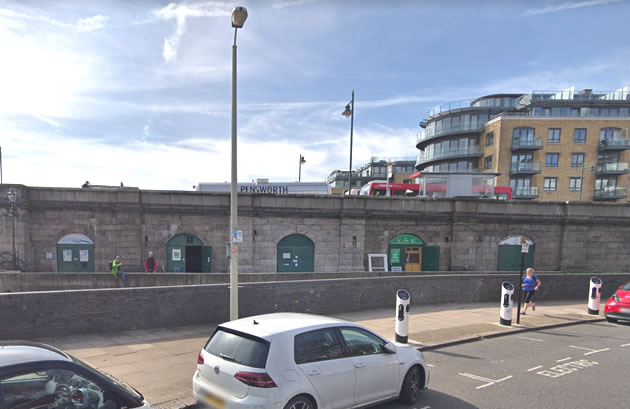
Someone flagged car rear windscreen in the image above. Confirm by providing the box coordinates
[205,328,269,369]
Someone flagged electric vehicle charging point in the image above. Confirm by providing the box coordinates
[500,281,514,326]
[588,277,602,315]
[395,289,410,343]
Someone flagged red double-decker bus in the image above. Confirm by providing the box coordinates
[359,181,512,199]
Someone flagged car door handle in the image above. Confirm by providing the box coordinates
[354,363,366,368]
[307,369,321,376]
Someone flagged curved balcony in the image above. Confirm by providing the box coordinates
[416,146,481,167]
[596,162,629,176]
[512,137,543,151]
[428,99,479,118]
[416,122,486,148]
[510,161,541,175]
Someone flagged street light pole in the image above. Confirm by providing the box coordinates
[229,6,247,321]
[579,163,585,200]
[7,187,17,271]
[299,154,306,182]
[342,91,355,193]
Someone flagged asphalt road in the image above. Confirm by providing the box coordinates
[375,321,630,409]
[167,321,629,409]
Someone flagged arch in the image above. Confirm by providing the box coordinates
[166,233,212,273]
[388,233,439,272]
[56,233,94,272]
[277,234,314,273]
[57,233,94,244]
[497,234,536,271]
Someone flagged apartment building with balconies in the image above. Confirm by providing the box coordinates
[416,87,630,202]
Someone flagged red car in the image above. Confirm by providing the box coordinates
[604,281,630,322]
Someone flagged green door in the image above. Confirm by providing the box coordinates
[202,246,212,273]
[388,234,424,272]
[277,234,314,273]
[56,234,94,273]
[166,234,204,272]
[421,246,440,271]
[497,245,536,271]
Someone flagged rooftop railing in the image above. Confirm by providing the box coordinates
[427,99,477,117]
[531,89,630,101]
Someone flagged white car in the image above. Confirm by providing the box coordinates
[192,313,429,409]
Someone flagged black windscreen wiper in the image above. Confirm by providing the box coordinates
[220,353,236,362]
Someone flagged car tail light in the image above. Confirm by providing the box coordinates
[197,351,204,365]
[234,371,277,388]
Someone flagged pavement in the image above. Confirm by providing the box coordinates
[31,300,604,407]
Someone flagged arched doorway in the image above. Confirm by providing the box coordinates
[497,235,535,271]
[56,234,95,273]
[389,234,425,272]
[166,234,212,273]
[277,234,314,273]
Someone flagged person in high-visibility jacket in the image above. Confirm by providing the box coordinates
[111,256,126,281]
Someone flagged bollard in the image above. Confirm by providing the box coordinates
[588,277,602,315]
[500,281,515,326]
[395,289,410,343]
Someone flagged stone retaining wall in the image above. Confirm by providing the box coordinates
[1,273,628,339]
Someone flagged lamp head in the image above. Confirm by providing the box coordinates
[300,155,306,164]
[232,7,248,28]
[342,104,352,117]
[7,187,17,204]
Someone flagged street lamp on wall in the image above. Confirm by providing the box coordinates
[299,154,306,182]
[229,6,247,321]
[579,164,595,200]
[342,91,355,194]
[7,187,17,271]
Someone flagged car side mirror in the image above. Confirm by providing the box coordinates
[383,342,397,354]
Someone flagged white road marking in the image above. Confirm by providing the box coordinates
[518,336,543,342]
[620,342,630,347]
[426,364,434,367]
[458,372,513,389]
[527,365,543,371]
[569,345,594,352]
[536,359,598,378]
[584,348,610,355]
[556,357,572,363]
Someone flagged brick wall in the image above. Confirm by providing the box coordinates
[1,273,629,339]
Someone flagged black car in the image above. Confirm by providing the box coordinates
[0,342,151,409]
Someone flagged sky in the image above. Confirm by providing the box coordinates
[1,0,630,190]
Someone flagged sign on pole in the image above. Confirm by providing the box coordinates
[232,230,243,243]
[521,242,529,253]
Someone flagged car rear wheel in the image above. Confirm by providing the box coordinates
[284,395,315,409]
[399,366,422,404]
[606,316,618,323]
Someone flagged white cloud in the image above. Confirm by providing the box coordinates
[152,2,231,63]
[76,14,108,32]
[522,0,624,17]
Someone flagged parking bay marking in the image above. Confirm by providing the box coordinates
[458,373,513,389]
[569,345,610,355]
[621,342,630,347]
[518,336,543,342]
[556,357,572,363]
[535,359,598,378]
[527,365,543,372]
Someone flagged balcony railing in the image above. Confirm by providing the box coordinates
[417,122,486,144]
[512,137,543,150]
[427,99,477,117]
[417,146,481,166]
[530,89,630,101]
[510,161,542,174]
[596,162,629,174]
[513,187,539,198]
[594,187,627,200]
[599,138,630,150]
